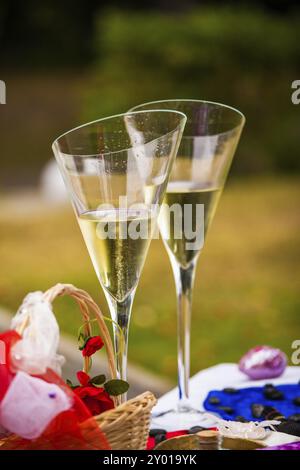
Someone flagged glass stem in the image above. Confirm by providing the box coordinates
[170,257,197,411]
[106,293,134,403]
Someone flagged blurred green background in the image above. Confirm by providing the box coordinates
[0,0,299,381]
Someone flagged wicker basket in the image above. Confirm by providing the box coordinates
[96,391,156,450]
[6,283,157,450]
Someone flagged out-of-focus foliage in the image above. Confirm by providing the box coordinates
[84,8,300,174]
[0,0,98,66]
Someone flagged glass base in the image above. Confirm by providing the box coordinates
[151,405,212,431]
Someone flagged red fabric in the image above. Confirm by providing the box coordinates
[0,330,21,401]
[0,363,110,450]
[0,412,110,450]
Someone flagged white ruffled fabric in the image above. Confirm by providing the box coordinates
[10,291,65,375]
[0,371,71,439]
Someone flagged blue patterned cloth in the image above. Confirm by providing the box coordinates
[204,383,300,421]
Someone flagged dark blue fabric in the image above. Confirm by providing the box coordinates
[203,383,300,421]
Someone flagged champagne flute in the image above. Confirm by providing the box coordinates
[130,100,245,425]
[52,110,186,401]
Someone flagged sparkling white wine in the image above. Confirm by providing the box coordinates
[159,182,221,268]
[78,209,154,302]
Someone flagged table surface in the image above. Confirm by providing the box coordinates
[154,363,300,431]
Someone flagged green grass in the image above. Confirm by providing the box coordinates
[0,176,299,382]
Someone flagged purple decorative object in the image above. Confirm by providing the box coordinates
[239,346,287,380]
[259,442,300,450]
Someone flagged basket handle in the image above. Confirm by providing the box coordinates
[42,283,120,404]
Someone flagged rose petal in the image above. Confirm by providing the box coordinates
[76,371,90,386]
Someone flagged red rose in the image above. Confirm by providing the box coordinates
[76,371,90,386]
[82,336,104,357]
[74,385,114,416]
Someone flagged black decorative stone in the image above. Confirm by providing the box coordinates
[288,413,300,423]
[276,420,300,438]
[188,426,206,434]
[251,403,265,419]
[235,416,249,423]
[262,406,284,420]
[264,383,274,389]
[149,428,167,437]
[154,433,166,445]
[293,396,300,406]
[218,406,234,414]
[223,387,238,394]
[263,388,284,400]
[208,396,221,405]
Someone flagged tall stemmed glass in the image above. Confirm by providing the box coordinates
[52,110,186,401]
[131,100,245,424]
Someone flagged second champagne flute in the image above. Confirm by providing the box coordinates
[131,100,245,426]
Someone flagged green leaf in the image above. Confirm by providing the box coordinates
[104,379,129,396]
[90,374,106,386]
[78,331,85,342]
[66,379,73,387]
[78,335,91,351]
[66,379,78,390]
